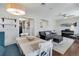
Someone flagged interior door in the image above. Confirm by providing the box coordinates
[19,18,35,36]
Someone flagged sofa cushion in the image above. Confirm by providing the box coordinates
[45,32,50,35]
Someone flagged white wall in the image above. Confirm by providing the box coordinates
[23,13,55,36]
[34,18,57,36]
[34,17,49,36]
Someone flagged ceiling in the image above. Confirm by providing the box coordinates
[0,3,79,20]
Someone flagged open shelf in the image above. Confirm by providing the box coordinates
[0,18,17,28]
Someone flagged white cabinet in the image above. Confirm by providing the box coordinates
[0,18,19,46]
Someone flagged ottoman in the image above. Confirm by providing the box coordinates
[53,35,63,43]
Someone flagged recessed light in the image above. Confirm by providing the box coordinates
[19,18,26,21]
[41,3,46,5]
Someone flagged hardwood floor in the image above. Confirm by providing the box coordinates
[53,39,79,56]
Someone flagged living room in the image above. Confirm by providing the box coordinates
[0,3,79,56]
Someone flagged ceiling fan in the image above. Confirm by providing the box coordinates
[57,13,75,18]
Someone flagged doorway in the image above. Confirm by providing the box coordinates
[19,18,35,36]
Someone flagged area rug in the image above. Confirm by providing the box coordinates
[53,37,75,54]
